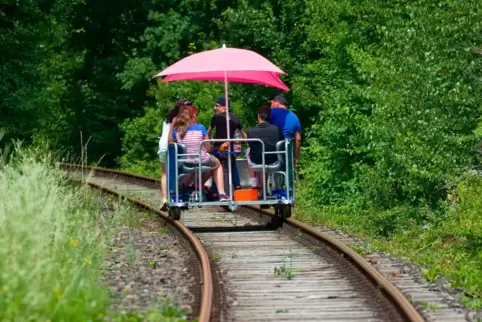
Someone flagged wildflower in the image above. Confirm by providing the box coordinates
[68,239,78,247]
[53,288,62,300]
[82,257,92,267]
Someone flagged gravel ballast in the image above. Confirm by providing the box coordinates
[102,213,197,317]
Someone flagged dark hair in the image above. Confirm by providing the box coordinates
[165,98,193,123]
[257,105,271,122]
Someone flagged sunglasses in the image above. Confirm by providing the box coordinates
[183,99,193,106]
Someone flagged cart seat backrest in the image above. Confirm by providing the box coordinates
[251,140,287,173]
[176,143,213,174]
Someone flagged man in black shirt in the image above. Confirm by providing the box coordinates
[207,97,246,189]
[246,105,284,188]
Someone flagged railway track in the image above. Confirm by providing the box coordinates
[62,163,424,322]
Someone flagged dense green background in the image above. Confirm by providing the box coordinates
[1,0,481,301]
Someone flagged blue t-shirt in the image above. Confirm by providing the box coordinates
[172,123,210,163]
[269,108,301,140]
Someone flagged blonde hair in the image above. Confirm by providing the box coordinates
[174,106,198,139]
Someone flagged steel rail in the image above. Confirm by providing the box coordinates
[245,205,425,322]
[61,163,213,322]
[61,163,424,322]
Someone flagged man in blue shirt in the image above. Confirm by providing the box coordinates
[270,94,302,168]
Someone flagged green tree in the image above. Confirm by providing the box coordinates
[0,0,72,140]
[299,0,482,233]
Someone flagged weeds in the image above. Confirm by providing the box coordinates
[127,241,136,266]
[274,249,296,280]
[461,295,482,311]
[148,260,158,269]
[158,226,169,234]
[351,245,373,256]
[110,299,189,322]
[418,301,440,312]
[299,172,482,305]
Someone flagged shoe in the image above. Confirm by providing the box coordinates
[160,197,168,211]
[219,194,230,201]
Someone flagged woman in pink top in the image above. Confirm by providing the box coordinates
[169,106,230,201]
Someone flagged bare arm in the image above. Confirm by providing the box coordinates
[240,129,247,139]
[168,117,177,143]
[203,134,212,153]
[294,131,301,168]
[207,126,212,139]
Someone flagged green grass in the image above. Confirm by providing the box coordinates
[0,147,189,321]
[158,226,169,234]
[297,173,482,309]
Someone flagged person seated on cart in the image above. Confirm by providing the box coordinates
[169,105,230,201]
[207,96,246,190]
[270,93,302,169]
[158,98,193,211]
[246,105,284,189]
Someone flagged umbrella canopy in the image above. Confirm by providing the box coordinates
[153,46,289,91]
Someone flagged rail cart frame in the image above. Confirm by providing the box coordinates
[166,138,295,220]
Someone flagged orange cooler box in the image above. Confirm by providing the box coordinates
[233,189,258,201]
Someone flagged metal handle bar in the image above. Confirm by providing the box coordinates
[196,138,268,200]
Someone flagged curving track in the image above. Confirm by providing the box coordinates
[62,163,425,322]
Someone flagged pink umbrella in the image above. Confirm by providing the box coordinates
[153,45,289,197]
[153,45,289,91]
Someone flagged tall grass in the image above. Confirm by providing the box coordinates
[0,148,113,321]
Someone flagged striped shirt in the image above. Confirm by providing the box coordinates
[172,123,210,163]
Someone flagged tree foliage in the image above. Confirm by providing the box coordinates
[2,0,482,254]
[300,0,482,217]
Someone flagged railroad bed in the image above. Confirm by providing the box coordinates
[63,164,424,322]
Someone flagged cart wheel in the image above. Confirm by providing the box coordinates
[274,205,292,219]
[281,205,292,218]
[168,207,181,221]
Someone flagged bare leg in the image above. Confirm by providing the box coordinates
[247,162,256,178]
[160,163,167,208]
[247,162,262,188]
[181,173,211,187]
[182,174,195,186]
[211,158,226,195]
[202,172,212,185]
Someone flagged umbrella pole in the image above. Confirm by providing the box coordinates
[224,70,233,200]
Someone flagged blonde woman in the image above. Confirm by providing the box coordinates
[159,99,193,210]
[169,106,230,201]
